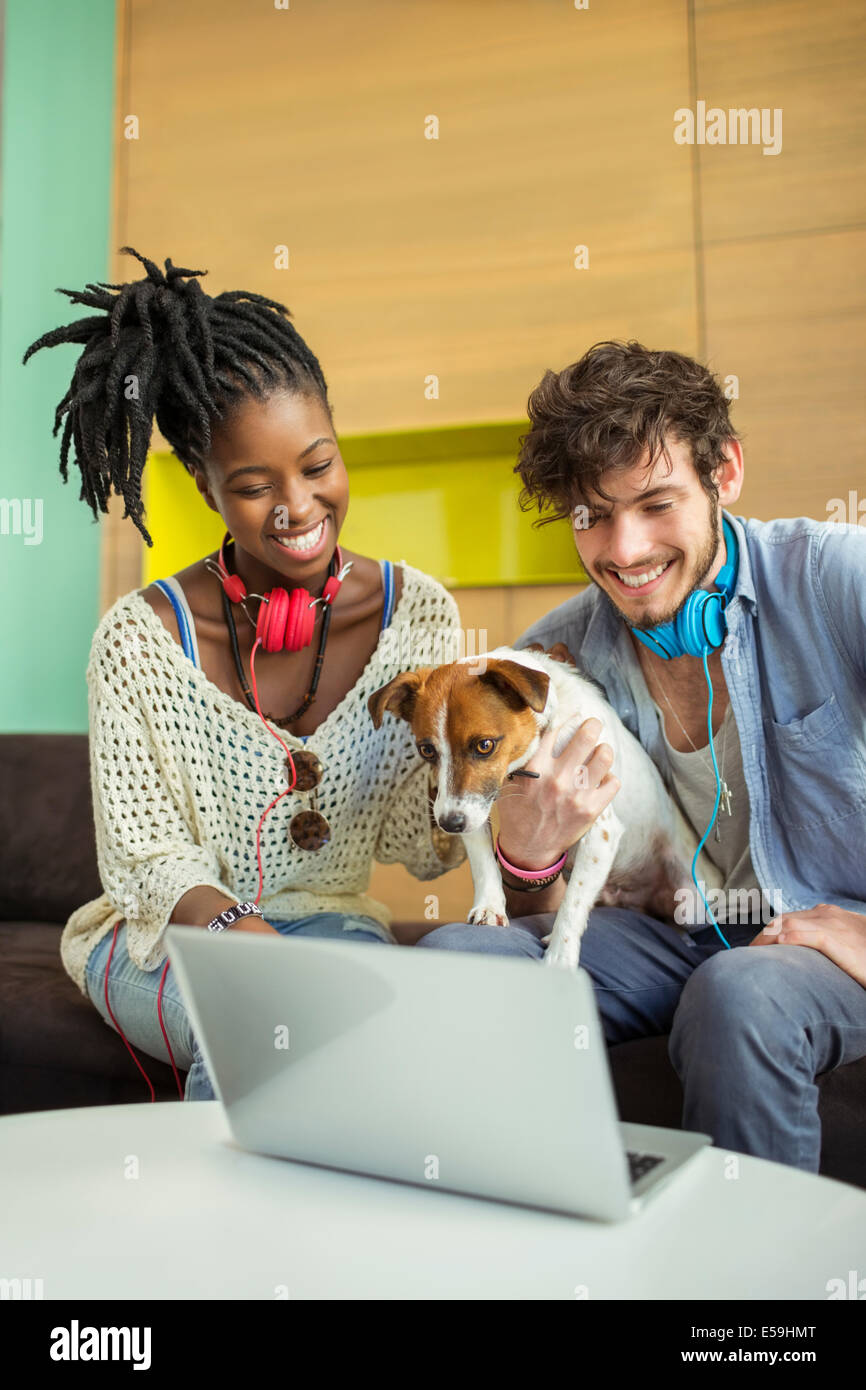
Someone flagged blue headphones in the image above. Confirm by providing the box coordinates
[630,515,739,661]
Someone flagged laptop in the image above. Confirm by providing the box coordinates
[165,925,711,1222]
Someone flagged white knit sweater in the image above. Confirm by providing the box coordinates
[61,560,467,997]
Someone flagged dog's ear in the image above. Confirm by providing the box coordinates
[479,659,549,713]
[367,669,428,728]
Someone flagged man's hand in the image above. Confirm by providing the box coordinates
[496,715,620,870]
[749,903,866,988]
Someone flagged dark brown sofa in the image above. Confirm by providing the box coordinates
[2,733,864,1190]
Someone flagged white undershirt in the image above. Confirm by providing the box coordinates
[649,697,767,925]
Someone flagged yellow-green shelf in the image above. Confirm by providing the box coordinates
[142,420,586,588]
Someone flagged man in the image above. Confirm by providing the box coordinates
[418,339,866,1173]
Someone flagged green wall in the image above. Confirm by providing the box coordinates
[0,0,116,732]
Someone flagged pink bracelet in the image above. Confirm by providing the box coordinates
[495,836,567,880]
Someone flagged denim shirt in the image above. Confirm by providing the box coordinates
[513,511,866,917]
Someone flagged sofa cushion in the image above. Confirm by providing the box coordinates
[0,735,101,923]
[0,921,178,1111]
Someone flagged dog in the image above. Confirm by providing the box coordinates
[368,645,723,971]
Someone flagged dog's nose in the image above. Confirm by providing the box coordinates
[438,811,466,833]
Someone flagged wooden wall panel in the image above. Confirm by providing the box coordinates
[100,0,146,616]
[115,0,695,438]
[703,230,866,521]
[695,0,866,522]
[694,0,866,241]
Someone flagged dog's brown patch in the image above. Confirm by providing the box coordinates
[368,657,550,804]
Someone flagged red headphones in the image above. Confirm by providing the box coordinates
[206,529,351,651]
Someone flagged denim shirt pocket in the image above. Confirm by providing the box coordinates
[764,693,866,830]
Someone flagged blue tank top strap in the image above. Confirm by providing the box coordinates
[152,578,200,668]
[379,559,395,631]
[152,577,312,741]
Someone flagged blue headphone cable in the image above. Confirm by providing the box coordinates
[691,651,732,949]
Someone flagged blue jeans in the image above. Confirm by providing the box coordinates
[84,913,391,1102]
[417,908,866,1173]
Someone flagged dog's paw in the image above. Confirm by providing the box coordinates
[467,905,509,927]
[543,937,580,971]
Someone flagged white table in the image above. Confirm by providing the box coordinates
[2,1101,864,1299]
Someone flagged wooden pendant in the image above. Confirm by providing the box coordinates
[289,809,331,851]
[285,750,324,791]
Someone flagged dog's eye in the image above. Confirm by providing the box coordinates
[417,743,437,761]
[475,738,495,755]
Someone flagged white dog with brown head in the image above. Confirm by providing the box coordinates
[369,645,722,970]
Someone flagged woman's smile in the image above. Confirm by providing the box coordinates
[268,516,329,559]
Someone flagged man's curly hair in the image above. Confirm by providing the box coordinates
[515,340,741,527]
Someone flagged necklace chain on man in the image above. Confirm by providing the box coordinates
[649,666,732,841]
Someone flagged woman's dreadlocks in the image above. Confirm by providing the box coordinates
[22,246,329,546]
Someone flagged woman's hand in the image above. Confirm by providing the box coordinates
[496,714,620,870]
[232,916,281,935]
[173,887,281,933]
[749,904,866,988]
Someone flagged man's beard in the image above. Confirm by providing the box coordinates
[599,502,721,631]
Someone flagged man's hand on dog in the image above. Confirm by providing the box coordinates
[497,645,620,869]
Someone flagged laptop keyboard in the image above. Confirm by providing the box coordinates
[627,1150,665,1185]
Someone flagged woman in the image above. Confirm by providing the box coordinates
[23,246,465,1101]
